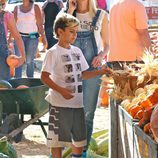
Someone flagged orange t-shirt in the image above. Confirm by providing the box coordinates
[108,0,148,62]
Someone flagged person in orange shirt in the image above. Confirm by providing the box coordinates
[107,0,151,157]
[108,0,151,66]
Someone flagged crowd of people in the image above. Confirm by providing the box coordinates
[0,0,152,157]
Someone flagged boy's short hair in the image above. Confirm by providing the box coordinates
[53,13,80,39]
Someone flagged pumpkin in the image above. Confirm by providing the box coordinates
[134,109,143,120]
[16,85,29,89]
[138,118,149,129]
[6,55,19,67]
[6,55,19,77]
[101,91,109,107]
[0,80,12,90]
[143,123,150,133]
[139,99,152,109]
[129,105,142,118]
[143,107,154,122]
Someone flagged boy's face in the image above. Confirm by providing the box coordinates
[58,25,78,44]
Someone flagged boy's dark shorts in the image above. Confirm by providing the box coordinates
[47,105,87,148]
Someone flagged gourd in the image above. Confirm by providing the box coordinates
[6,55,19,77]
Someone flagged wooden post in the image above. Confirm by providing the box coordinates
[109,99,124,158]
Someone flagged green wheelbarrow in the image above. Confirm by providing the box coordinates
[0,78,49,141]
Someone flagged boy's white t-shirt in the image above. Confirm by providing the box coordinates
[42,44,89,108]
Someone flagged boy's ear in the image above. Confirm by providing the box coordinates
[57,28,64,37]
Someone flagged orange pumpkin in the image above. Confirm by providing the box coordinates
[6,55,20,77]
[138,118,149,129]
[134,109,143,120]
[129,105,142,118]
[6,55,19,67]
[139,99,152,109]
[101,91,109,107]
[127,105,135,113]
[143,122,150,133]
[143,107,154,122]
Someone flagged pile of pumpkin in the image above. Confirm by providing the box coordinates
[121,84,158,142]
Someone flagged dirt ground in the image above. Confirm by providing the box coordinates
[11,50,109,158]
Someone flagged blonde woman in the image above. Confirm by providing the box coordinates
[0,0,25,80]
[66,0,109,157]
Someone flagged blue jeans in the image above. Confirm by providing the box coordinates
[0,45,10,81]
[45,27,58,49]
[73,31,101,149]
[14,36,38,78]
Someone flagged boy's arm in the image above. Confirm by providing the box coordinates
[82,68,111,80]
[41,71,74,99]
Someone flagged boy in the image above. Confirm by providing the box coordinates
[41,13,111,158]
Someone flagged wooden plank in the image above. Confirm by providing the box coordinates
[109,98,119,158]
[118,106,138,158]
[134,125,158,158]
[109,99,125,158]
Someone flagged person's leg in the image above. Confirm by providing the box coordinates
[73,33,100,158]
[82,76,100,148]
[14,40,23,78]
[0,55,10,81]
[25,38,38,77]
[72,145,84,158]
[51,147,62,158]
[73,32,100,153]
[71,108,87,158]
[45,27,58,49]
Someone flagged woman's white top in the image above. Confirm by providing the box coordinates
[76,11,106,53]
[16,4,38,33]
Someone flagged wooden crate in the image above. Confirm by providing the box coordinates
[134,125,158,158]
[118,106,139,158]
[109,103,138,158]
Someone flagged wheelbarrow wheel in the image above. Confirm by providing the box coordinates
[0,113,23,143]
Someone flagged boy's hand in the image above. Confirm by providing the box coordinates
[60,87,74,99]
[100,66,113,75]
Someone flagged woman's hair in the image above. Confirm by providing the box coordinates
[66,0,97,17]
[89,0,97,17]
[53,13,79,38]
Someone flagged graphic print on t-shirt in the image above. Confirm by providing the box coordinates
[64,64,73,73]
[75,63,81,71]
[65,75,75,83]
[61,52,83,94]
[80,20,99,31]
[61,54,71,62]
[72,53,81,61]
